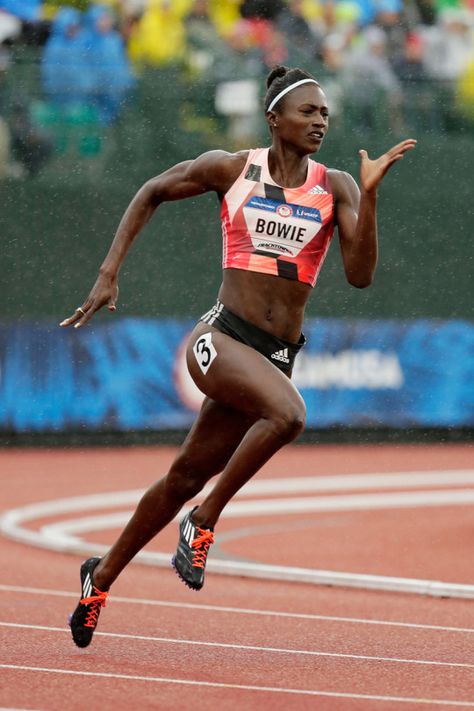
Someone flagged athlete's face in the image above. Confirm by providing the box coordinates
[268,85,329,153]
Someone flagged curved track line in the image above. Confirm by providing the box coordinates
[38,488,474,540]
[2,470,474,598]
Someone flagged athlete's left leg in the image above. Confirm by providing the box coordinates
[92,397,255,591]
[69,397,255,647]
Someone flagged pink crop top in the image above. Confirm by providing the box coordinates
[221,147,335,287]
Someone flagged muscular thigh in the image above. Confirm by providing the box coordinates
[186,322,305,420]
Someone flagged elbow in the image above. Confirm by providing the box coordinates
[142,178,162,207]
[345,262,377,289]
[347,274,374,289]
[141,180,160,207]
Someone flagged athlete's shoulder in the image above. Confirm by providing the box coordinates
[191,149,250,193]
[326,168,359,202]
[193,149,249,172]
[326,167,355,184]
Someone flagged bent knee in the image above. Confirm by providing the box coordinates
[270,403,306,441]
[165,462,217,501]
[164,468,209,502]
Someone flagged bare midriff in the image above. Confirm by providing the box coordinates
[218,267,311,343]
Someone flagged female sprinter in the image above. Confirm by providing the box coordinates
[60,66,416,647]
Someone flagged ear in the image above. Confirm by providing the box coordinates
[266,110,278,128]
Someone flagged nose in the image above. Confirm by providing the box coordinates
[312,112,325,127]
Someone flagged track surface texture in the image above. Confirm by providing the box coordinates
[1,443,474,710]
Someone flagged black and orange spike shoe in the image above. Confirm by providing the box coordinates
[68,557,109,648]
[172,507,214,591]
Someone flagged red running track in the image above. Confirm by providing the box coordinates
[1,444,474,710]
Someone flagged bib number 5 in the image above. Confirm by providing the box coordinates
[193,332,217,375]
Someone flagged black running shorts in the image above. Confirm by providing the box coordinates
[200,299,305,375]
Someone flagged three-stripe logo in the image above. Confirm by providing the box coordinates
[82,573,93,599]
[271,348,290,364]
[201,301,224,326]
[182,518,195,546]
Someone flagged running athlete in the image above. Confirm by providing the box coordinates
[60,66,416,647]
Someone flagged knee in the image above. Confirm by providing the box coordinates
[270,402,306,442]
[164,466,210,503]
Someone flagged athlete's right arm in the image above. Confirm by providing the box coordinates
[60,150,245,328]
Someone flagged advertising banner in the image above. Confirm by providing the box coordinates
[0,318,472,431]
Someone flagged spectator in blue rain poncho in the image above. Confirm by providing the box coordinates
[41,7,89,110]
[0,0,42,21]
[1,0,50,45]
[80,4,134,125]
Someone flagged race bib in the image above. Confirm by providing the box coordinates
[193,332,217,375]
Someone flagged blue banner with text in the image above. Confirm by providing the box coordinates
[0,318,472,431]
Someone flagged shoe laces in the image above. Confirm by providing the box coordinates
[191,527,214,569]
[80,587,108,628]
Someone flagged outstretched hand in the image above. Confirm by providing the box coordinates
[59,272,119,329]
[359,139,417,193]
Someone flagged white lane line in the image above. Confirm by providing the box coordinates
[1,665,473,706]
[3,484,474,598]
[223,489,474,516]
[3,470,474,525]
[0,583,473,634]
[6,484,474,538]
[37,488,474,539]
[2,621,474,670]
[3,469,474,535]
[234,470,474,494]
[2,470,474,599]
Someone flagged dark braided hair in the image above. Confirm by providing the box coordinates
[264,66,320,113]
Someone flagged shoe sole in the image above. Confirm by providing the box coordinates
[68,607,94,648]
[171,555,203,591]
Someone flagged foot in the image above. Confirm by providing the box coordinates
[68,557,109,648]
[172,507,214,591]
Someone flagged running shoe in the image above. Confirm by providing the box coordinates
[172,507,214,591]
[68,557,108,648]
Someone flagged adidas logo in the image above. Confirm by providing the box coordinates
[82,572,93,598]
[308,184,328,195]
[201,300,224,326]
[182,518,196,546]
[271,347,290,364]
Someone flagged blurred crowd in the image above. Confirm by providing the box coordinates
[0,0,473,176]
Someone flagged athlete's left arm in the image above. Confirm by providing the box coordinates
[329,139,416,289]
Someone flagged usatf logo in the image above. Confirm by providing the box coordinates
[277,204,293,218]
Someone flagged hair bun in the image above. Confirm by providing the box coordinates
[266,65,289,89]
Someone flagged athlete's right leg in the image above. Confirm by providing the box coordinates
[169,322,306,590]
[92,398,255,592]
[185,323,307,532]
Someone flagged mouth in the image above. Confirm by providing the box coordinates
[308,131,324,142]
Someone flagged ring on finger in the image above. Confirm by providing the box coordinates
[76,307,86,315]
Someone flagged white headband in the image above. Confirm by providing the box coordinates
[267,78,318,112]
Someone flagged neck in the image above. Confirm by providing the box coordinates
[267,144,310,189]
